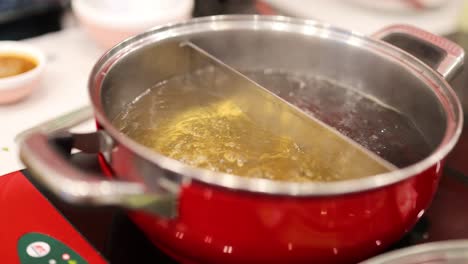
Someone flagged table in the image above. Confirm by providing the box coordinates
[0,27,103,175]
[1,25,468,177]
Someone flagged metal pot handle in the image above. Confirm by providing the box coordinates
[372,24,464,81]
[17,106,178,218]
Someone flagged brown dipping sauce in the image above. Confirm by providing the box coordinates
[0,53,38,78]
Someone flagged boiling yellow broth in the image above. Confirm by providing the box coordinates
[114,76,341,182]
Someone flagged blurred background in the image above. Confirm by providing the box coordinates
[1,0,466,105]
[0,0,467,41]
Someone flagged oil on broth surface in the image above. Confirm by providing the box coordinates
[113,70,431,182]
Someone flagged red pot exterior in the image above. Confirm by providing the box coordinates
[97,119,444,263]
[120,162,442,263]
[84,17,463,263]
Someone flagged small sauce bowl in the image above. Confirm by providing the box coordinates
[0,41,46,104]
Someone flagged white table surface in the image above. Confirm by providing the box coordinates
[0,1,463,175]
[0,28,105,176]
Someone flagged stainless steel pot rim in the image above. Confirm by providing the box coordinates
[89,15,463,196]
[359,240,468,263]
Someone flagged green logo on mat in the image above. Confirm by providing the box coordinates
[18,232,88,264]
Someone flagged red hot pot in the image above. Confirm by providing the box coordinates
[19,16,464,263]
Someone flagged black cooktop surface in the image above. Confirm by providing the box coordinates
[20,148,468,263]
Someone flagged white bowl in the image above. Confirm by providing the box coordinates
[0,41,46,104]
[72,0,194,49]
